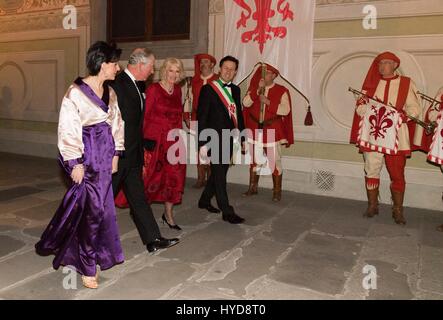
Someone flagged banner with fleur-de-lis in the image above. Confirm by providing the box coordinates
[358,102,403,155]
[427,110,443,165]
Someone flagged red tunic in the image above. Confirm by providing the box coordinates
[243,84,294,146]
[142,83,186,204]
[189,74,218,121]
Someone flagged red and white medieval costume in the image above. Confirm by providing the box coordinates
[184,53,219,188]
[242,63,294,201]
[350,52,421,224]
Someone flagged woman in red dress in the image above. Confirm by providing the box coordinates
[142,58,187,230]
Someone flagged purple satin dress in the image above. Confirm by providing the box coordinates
[35,79,124,276]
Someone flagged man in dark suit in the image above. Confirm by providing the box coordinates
[197,55,246,224]
[110,48,179,252]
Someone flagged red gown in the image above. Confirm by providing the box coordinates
[114,83,186,207]
[143,83,186,204]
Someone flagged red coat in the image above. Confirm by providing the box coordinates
[189,74,219,121]
[142,83,186,204]
[243,84,294,146]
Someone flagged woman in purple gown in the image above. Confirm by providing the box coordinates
[35,42,125,289]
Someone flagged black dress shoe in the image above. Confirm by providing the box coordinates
[146,237,179,253]
[222,213,245,224]
[198,202,221,213]
[162,213,182,231]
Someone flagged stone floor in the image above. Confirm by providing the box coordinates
[0,152,442,300]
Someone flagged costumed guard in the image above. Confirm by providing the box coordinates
[350,52,421,225]
[184,53,219,188]
[415,87,443,231]
[242,63,294,202]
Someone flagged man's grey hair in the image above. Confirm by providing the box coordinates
[128,48,154,65]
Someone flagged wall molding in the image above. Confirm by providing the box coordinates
[315,0,443,22]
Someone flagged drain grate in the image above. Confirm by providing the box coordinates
[315,170,335,191]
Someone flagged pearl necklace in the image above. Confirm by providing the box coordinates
[160,81,174,95]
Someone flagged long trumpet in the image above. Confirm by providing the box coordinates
[348,87,437,135]
[417,91,441,111]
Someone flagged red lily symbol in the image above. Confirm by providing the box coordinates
[234,0,294,54]
[369,105,395,140]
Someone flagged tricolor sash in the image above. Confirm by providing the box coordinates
[209,80,238,128]
[427,110,443,165]
[358,101,403,155]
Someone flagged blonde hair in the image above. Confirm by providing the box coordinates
[159,58,186,83]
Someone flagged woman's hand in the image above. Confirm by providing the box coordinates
[71,164,85,184]
[112,156,119,174]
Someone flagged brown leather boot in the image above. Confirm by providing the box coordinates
[272,174,282,202]
[193,164,206,188]
[243,167,259,196]
[364,187,379,218]
[391,189,406,225]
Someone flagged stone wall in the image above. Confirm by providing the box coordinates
[0,0,90,157]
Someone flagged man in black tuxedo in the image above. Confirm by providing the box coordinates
[110,48,179,252]
[197,55,246,224]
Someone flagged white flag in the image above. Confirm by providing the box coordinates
[428,110,443,165]
[358,102,403,155]
[224,0,315,99]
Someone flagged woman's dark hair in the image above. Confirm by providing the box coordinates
[219,55,239,70]
[86,41,122,76]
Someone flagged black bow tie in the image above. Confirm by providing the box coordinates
[223,82,233,88]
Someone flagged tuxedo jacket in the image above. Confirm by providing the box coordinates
[197,82,245,163]
[110,72,145,168]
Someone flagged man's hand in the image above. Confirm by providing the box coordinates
[399,110,409,123]
[71,164,85,184]
[258,78,265,90]
[199,146,210,165]
[259,94,270,106]
[112,156,119,174]
[357,96,369,106]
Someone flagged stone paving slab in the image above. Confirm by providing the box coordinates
[0,187,43,202]
[0,235,26,258]
[0,250,52,290]
[92,261,195,300]
[13,201,60,221]
[0,197,50,217]
[270,233,362,295]
[158,221,245,264]
[195,239,289,297]
[366,260,414,300]
[245,276,335,300]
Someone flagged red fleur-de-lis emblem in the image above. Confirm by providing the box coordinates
[369,105,395,140]
[234,0,294,53]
